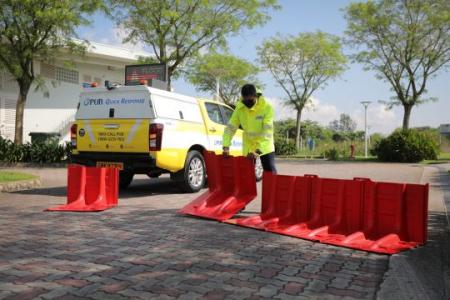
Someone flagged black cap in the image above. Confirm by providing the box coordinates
[241,84,257,97]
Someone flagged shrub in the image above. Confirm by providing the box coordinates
[323,147,339,161]
[372,129,438,162]
[275,139,297,156]
[0,136,70,163]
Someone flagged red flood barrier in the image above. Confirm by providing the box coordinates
[178,151,257,221]
[226,172,428,254]
[46,164,119,212]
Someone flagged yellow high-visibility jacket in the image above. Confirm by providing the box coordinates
[223,95,275,156]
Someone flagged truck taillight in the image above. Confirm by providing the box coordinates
[149,123,163,151]
[70,124,77,148]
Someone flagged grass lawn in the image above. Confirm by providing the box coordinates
[439,152,450,160]
[422,152,450,164]
[0,171,37,183]
[277,155,379,162]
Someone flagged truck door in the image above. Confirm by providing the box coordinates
[218,104,243,156]
[203,102,228,153]
[201,101,243,155]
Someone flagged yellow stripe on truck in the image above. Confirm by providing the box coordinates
[152,148,188,172]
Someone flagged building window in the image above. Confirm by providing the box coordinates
[56,67,79,84]
[0,69,18,93]
[40,62,79,84]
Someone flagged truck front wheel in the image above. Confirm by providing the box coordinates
[174,150,206,193]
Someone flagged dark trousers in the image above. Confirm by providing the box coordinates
[260,152,277,173]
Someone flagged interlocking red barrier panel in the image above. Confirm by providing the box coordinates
[226,172,428,254]
[46,164,119,212]
[178,151,257,221]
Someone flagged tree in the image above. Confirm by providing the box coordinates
[344,0,450,130]
[274,119,296,142]
[328,113,357,132]
[111,0,279,89]
[300,120,324,140]
[186,53,260,106]
[258,31,347,148]
[0,0,103,144]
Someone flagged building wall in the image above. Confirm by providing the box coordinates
[0,58,128,143]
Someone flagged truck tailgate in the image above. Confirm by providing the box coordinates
[76,119,150,153]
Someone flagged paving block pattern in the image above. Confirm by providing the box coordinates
[0,204,388,299]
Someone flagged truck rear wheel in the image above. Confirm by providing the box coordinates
[119,171,134,189]
[175,150,206,193]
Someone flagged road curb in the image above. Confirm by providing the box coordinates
[0,178,42,192]
[0,162,68,168]
[376,165,450,300]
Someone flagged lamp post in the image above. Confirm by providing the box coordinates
[361,101,371,158]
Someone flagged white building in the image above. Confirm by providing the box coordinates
[0,41,151,143]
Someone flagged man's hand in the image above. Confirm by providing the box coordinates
[246,152,258,160]
[247,149,262,160]
[222,147,230,157]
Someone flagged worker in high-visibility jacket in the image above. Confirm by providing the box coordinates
[222,84,276,172]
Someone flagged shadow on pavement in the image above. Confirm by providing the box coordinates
[8,177,192,199]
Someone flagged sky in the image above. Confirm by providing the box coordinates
[76,0,449,134]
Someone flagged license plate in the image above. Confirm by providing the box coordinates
[96,162,124,170]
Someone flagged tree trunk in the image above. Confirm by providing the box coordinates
[167,75,171,91]
[402,104,413,130]
[14,85,29,145]
[295,108,302,149]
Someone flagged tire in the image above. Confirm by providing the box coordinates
[119,171,134,189]
[175,150,206,193]
[255,156,263,182]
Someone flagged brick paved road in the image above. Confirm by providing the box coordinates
[0,161,425,299]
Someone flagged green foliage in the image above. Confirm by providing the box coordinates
[0,0,104,144]
[0,137,70,163]
[440,133,450,153]
[274,138,297,156]
[258,31,347,147]
[112,0,279,85]
[274,119,297,140]
[344,0,450,130]
[332,132,346,143]
[275,119,329,142]
[0,0,103,78]
[186,52,261,105]
[370,133,383,146]
[323,148,339,161]
[274,119,368,158]
[372,129,439,162]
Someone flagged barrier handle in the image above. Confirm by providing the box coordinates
[353,177,371,182]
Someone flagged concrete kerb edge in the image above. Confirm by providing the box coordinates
[0,162,68,168]
[376,164,450,300]
[0,178,42,192]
